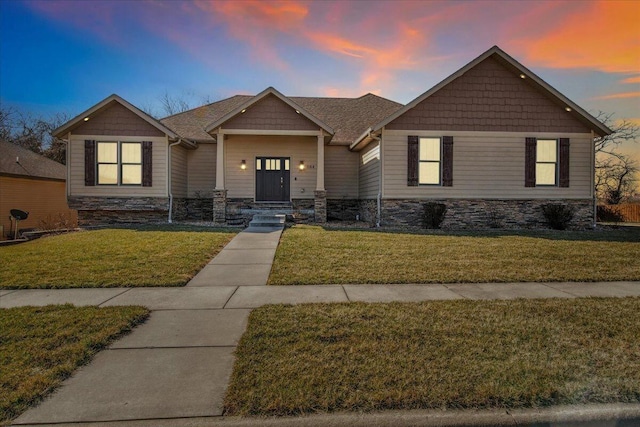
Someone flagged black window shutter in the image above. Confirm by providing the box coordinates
[525,137,536,187]
[559,138,570,187]
[407,135,419,186]
[442,136,454,186]
[84,140,95,186]
[142,141,152,187]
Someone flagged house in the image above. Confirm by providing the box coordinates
[53,46,611,229]
[0,140,77,239]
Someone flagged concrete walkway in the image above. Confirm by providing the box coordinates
[4,225,640,426]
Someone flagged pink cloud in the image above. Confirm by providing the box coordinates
[594,92,640,100]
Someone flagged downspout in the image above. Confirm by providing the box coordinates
[369,132,382,228]
[167,139,182,223]
[591,130,596,228]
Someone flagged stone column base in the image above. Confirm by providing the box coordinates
[314,190,327,223]
[212,189,227,224]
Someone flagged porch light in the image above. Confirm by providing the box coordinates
[241,159,246,170]
[299,160,305,171]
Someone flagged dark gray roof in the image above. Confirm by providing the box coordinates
[160,93,403,144]
[0,140,66,180]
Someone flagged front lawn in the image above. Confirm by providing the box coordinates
[0,305,149,425]
[224,298,640,416]
[0,226,236,288]
[269,226,640,284]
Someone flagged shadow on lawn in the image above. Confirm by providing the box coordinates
[89,224,238,233]
[319,223,640,243]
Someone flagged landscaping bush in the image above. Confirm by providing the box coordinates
[597,205,625,223]
[422,203,447,229]
[542,204,575,230]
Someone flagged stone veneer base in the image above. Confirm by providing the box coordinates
[380,198,594,230]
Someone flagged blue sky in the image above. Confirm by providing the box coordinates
[1,0,638,158]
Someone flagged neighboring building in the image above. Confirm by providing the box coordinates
[0,140,77,239]
[53,46,611,229]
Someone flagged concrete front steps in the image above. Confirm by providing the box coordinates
[248,214,286,228]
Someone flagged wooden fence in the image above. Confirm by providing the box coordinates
[597,204,640,223]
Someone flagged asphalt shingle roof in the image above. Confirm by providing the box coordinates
[0,140,66,180]
[160,93,403,144]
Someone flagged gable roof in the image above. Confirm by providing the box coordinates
[161,92,403,144]
[203,87,335,135]
[53,94,181,140]
[351,45,612,150]
[0,140,66,181]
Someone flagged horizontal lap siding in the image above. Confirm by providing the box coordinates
[383,131,592,199]
[225,135,316,199]
[0,176,77,237]
[325,146,358,198]
[359,141,381,198]
[69,134,168,197]
[171,145,188,198]
[187,143,216,196]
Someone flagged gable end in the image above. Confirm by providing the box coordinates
[72,102,165,137]
[387,56,591,133]
[222,94,319,131]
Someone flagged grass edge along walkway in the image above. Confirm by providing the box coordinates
[0,226,236,289]
[269,226,640,284]
[0,305,149,425]
[225,298,640,416]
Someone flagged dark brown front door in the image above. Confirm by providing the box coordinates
[256,157,290,201]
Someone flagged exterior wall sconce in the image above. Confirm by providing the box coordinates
[241,159,246,170]
[299,160,305,171]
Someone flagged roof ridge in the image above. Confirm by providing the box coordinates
[160,94,253,121]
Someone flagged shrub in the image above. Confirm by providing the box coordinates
[422,203,447,229]
[542,204,574,230]
[37,213,77,231]
[596,205,625,223]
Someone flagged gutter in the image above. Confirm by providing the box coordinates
[167,139,182,224]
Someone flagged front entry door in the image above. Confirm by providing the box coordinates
[256,157,290,201]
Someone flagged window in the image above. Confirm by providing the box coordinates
[535,139,557,186]
[419,137,441,185]
[97,141,142,185]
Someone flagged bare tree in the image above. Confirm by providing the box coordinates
[159,91,192,116]
[0,107,69,164]
[594,112,639,204]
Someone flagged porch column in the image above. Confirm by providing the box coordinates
[213,131,227,224]
[314,132,327,223]
[215,132,225,190]
[316,133,325,191]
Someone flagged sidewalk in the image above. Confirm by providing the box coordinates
[5,225,640,426]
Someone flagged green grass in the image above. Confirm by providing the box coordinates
[0,226,236,288]
[269,226,640,284]
[0,305,149,425]
[224,298,640,416]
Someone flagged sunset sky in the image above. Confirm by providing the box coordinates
[1,0,638,157]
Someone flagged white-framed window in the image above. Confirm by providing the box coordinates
[419,137,441,185]
[535,139,557,186]
[97,141,142,185]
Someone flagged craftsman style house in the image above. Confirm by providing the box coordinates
[53,46,611,229]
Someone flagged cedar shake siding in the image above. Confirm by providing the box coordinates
[381,130,593,200]
[386,57,590,133]
[223,94,319,131]
[73,103,165,137]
